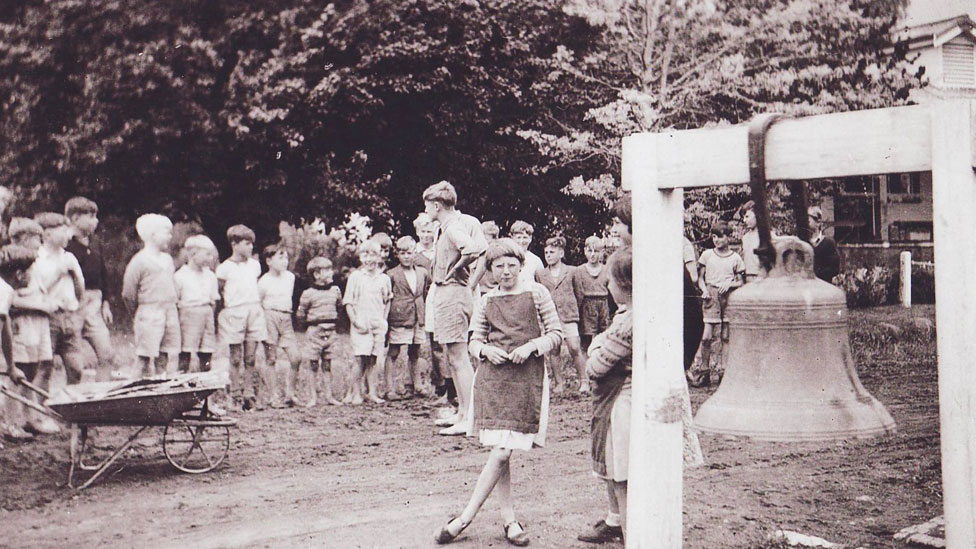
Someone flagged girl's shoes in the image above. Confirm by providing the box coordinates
[434,516,469,544]
[504,521,530,546]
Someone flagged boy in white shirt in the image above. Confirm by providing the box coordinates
[32,212,87,384]
[174,235,219,374]
[258,244,302,408]
[343,241,392,405]
[216,225,267,411]
[509,220,544,286]
[121,214,180,378]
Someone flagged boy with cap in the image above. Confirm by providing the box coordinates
[122,214,180,378]
[0,245,38,442]
[689,221,744,387]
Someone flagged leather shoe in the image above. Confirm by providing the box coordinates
[434,516,469,544]
[577,520,623,543]
[504,521,530,546]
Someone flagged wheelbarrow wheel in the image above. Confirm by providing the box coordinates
[162,420,231,474]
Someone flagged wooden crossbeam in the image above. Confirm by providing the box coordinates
[624,100,976,548]
[623,105,944,191]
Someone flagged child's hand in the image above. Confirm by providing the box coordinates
[7,366,25,385]
[481,345,509,365]
[369,318,387,333]
[717,280,731,294]
[509,343,536,364]
[40,297,58,314]
[352,320,368,333]
[700,287,710,299]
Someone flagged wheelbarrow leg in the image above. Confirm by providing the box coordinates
[68,425,80,488]
[74,426,148,491]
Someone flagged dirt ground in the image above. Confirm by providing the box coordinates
[0,305,941,548]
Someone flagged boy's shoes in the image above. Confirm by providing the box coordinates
[242,396,258,411]
[438,421,468,436]
[577,520,624,543]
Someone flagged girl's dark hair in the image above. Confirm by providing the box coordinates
[613,195,632,232]
[607,246,632,292]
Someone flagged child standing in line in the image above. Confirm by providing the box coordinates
[33,212,88,384]
[216,225,267,411]
[342,240,391,405]
[174,235,219,374]
[0,245,39,442]
[297,257,342,406]
[540,236,587,394]
[508,220,544,286]
[122,214,180,378]
[258,244,303,408]
[690,221,744,387]
[574,236,610,354]
[7,220,58,435]
[385,236,430,399]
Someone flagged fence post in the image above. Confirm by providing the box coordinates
[900,251,912,308]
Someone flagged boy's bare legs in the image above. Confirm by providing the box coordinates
[154,354,168,376]
[178,352,192,374]
[345,357,367,405]
[438,342,472,435]
[321,359,341,405]
[691,323,716,387]
[549,352,566,393]
[228,343,244,407]
[366,355,385,404]
[243,341,260,410]
[26,361,59,434]
[567,336,589,393]
[385,345,402,398]
[406,344,421,396]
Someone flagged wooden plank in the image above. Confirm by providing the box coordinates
[626,133,686,548]
[636,104,933,190]
[932,99,976,547]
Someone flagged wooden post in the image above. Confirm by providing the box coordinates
[900,251,912,308]
[931,99,976,547]
[624,133,686,548]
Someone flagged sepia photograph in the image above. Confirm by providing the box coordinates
[0,0,974,547]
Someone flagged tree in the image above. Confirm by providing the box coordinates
[518,0,919,239]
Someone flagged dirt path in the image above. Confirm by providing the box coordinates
[0,306,943,548]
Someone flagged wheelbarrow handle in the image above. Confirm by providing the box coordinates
[0,382,62,420]
[1,371,51,399]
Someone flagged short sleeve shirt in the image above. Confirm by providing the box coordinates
[0,278,13,316]
[216,257,262,308]
[519,251,545,286]
[33,247,84,311]
[343,269,392,324]
[258,271,296,312]
[432,211,488,286]
[174,265,219,308]
[699,249,745,287]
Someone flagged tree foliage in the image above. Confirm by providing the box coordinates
[518,0,919,239]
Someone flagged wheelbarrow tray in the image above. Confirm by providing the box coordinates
[45,372,227,426]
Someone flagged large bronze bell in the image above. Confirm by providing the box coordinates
[693,113,896,441]
[692,236,897,441]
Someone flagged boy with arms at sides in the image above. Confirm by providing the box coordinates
[65,197,119,380]
[574,236,610,354]
[385,237,431,399]
[258,244,303,408]
[174,235,220,374]
[122,214,180,378]
[509,220,544,286]
[33,212,88,384]
[343,241,392,405]
[540,236,587,394]
[297,257,343,406]
[689,221,744,387]
[0,245,39,442]
[216,225,267,411]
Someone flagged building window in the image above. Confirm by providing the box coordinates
[833,176,882,243]
[886,172,922,203]
[943,41,976,88]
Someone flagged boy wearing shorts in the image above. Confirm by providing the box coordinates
[690,221,744,387]
[297,257,342,406]
[343,241,391,405]
[575,235,610,354]
[122,214,180,378]
[385,236,430,399]
[0,245,39,442]
[216,225,267,411]
[33,212,88,384]
[174,235,219,374]
[258,244,302,407]
[540,236,587,393]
